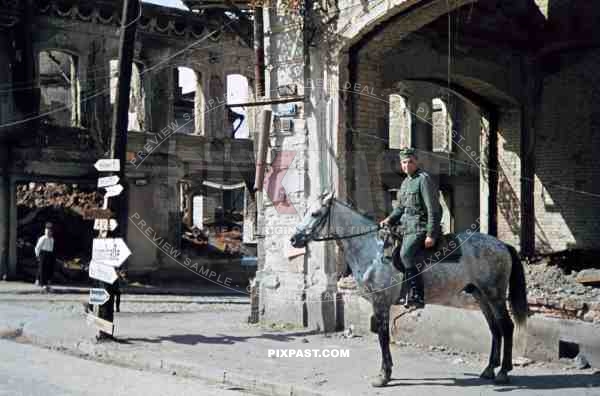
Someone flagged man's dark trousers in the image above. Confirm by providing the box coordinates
[38,251,55,286]
[397,232,426,302]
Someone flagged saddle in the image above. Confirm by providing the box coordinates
[390,233,463,272]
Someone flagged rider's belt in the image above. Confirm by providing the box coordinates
[403,207,422,216]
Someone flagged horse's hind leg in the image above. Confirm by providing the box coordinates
[479,301,502,379]
[470,286,501,380]
[371,307,392,387]
[490,300,514,384]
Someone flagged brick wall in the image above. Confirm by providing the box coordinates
[533,49,600,252]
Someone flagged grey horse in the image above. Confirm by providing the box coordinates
[289,192,528,387]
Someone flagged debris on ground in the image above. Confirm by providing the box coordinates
[525,259,600,323]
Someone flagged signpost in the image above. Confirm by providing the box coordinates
[98,175,120,188]
[86,313,114,334]
[104,184,124,198]
[92,238,131,268]
[89,261,118,284]
[94,159,120,172]
[89,288,110,305]
[89,0,138,340]
[93,218,118,232]
[83,208,114,220]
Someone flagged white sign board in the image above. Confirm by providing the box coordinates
[92,238,131,268]
[98,175,120,188]
[89,288,110,305]
[104,184,124,198]
[93,219,118,232]
[86,313,114,335]
[89,261,118,284]
[94,159,120,172]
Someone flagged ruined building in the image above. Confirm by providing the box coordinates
[0,0,258,283]
[254,0,600,363]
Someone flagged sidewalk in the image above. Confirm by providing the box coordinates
[1,298,599,396]
[0,280,248,297]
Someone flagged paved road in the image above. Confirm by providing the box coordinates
[0,340,254,396]
[1,290,599,396]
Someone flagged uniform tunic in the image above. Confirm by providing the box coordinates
[388,168,441,270]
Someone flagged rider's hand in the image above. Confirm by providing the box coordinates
[424,236,435,248]
[379,219,389,228]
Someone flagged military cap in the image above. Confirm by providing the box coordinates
[399,147,417,160]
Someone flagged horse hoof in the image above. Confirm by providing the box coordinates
[370,315,378,333]
[480,366,495,380]
[371,374,390,387]
[494,371,509,384]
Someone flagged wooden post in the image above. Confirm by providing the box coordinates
[254,109,272,192]
[253,6,265,97]
[97,0,139,338]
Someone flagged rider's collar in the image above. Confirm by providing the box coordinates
[407,168,421,179]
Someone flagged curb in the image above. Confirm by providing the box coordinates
[18,329,330,396]
[1,285,248,297]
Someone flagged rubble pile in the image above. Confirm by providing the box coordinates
[17,182,103,216]
[16,182,100,281]
[526,259,600,323]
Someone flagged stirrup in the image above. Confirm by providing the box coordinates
[403,296,425,309]
[403,288,425,309]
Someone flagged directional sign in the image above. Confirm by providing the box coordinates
[92,238,131,268]
[89,288,110,305]
[98,175,120,188]
[89,261,118,283]
[94,159,120,172]
[86,313,114,335]
[104,184,124,198]
[93,218,118,232]
[83,208,114,220]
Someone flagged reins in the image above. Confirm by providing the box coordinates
[312,199,380,241]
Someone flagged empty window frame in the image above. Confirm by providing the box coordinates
[226,74,249,139]
[173,66,203,135]
[110,60,145,131]
[38,50,79,126]
[432,97,453,153]
[388,94,411,149]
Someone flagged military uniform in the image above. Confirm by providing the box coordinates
[387,149,441,306]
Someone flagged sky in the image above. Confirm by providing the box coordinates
[142,0,188,9]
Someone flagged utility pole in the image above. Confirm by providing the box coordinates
[97,0,139,339]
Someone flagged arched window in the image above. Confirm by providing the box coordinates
[38,50,79,126]
[192,195,203,229]
[432,97,452,152]
[173,66,203,135]
[388,94,411,149]
[226,74,250,139]
[110,60,145,131]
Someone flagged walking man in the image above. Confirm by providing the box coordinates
[34,222,55,287]
[380,148,441,308]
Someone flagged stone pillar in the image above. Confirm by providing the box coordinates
[256,4,308,328]
[412,94,432,153]
[0,145,8,279]
[8,177,17,278]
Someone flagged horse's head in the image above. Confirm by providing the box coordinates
[290,191,334,248]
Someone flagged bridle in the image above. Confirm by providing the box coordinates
[306,198,381,242]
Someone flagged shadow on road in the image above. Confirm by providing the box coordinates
[122,330,320,345]
[387,372,600,391]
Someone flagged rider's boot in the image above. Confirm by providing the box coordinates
[397,267,425,308]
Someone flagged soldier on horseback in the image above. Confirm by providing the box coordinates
[380,147,442,308]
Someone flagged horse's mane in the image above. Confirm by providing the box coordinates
[332,198,378,226]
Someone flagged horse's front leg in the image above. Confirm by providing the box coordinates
[371,306,392,387]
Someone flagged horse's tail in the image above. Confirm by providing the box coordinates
[505,243,528,328]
